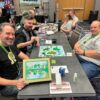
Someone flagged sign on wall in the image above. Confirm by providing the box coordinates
[20,0,41,5]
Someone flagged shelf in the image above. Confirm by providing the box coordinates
[63,8,84,11]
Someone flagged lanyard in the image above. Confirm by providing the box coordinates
[83,36,94,44]
[0,41,20,75]
[0,44,9,54]
[0,41,16,64]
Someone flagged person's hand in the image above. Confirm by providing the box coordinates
[32,25,36,30]
[75,47,84,55]
[16,78,26,90]
[74,42,80,51]
[36,42,40,47]
[35,37,40,47]
[74,42,84,55]
[30,36,35,43]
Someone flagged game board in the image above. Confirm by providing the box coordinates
[23,58,51,83]
[39,45,65,57]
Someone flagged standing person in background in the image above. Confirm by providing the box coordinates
[29,9,38,25]
[60,14,73,34]
[20,9,40,30]
[0,23,29,96]
[28,9,41,30]
[69,9,79,28]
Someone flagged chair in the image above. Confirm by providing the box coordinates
[91,75,100,97]
[0,16,8,23]
[88,10,99,24]
[68,30,79,49]
[0,95,16,100]
[14,15,22,24]
[35,15,45,23]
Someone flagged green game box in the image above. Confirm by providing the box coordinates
[23,58,52,83]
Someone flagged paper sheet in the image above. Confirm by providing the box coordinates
[51,65,69,73]
[50,81,72,94]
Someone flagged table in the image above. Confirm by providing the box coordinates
[17,32,95,99]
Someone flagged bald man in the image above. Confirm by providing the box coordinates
[74,20,100,79]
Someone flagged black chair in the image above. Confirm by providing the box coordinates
[14,15,22,24]
[0,16,8,23]
[91,75,100,97]
[35,15,45,23]
[88,10,99,24]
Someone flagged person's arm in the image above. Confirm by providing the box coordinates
[18,51,29,60]
[84,50,100,58]
[72,19,78,28]
[17,40,33,49]
[74,41,80,50]
[16,36,36,49]
[15,32,35,49]
[0,77,26,90]
[72,16,79,28]
[61,21,73,33]
[60,22,66,31]
[74,42,84,55]
[74,42,100,58]
[61,28,71,33]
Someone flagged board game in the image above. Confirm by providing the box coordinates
[23,58,51,83]
[39,45,65,57]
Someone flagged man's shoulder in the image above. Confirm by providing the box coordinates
[15,27,25,36]
[10,45,17,51]
[10,45,20,55]
[73,15,79,20]
[16,27,24,34]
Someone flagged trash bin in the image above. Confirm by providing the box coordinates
[88,10,99,24]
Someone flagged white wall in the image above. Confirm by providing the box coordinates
[14,0,55,21]
[94,0,100,19]
[48,0,55,22]
[42,0,55,22]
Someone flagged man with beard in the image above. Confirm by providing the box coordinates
[15,15,40,55]
[0,23,29,96]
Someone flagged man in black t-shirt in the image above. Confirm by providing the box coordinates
[0,23,29,96]
[15,15,40,54]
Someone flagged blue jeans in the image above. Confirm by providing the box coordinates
[77,55,100,79]
[0,67,22,96]
[74,55,100,100]
[0,85,19,96]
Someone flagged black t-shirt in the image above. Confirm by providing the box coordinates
[0,45,20,90]
[15,26,37,54]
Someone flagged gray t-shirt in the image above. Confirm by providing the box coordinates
[72,15,79,22]
[79,33,100,66]
[63,20,73,30]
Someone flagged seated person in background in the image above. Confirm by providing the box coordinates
[60,14,73,34]
[69,9,79,28]
[20,9,40,30]
[20,11,29,25]
[29,9,38,25]
[74,20,100,79]
[15,15,40,54]
[0,23,29,96]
